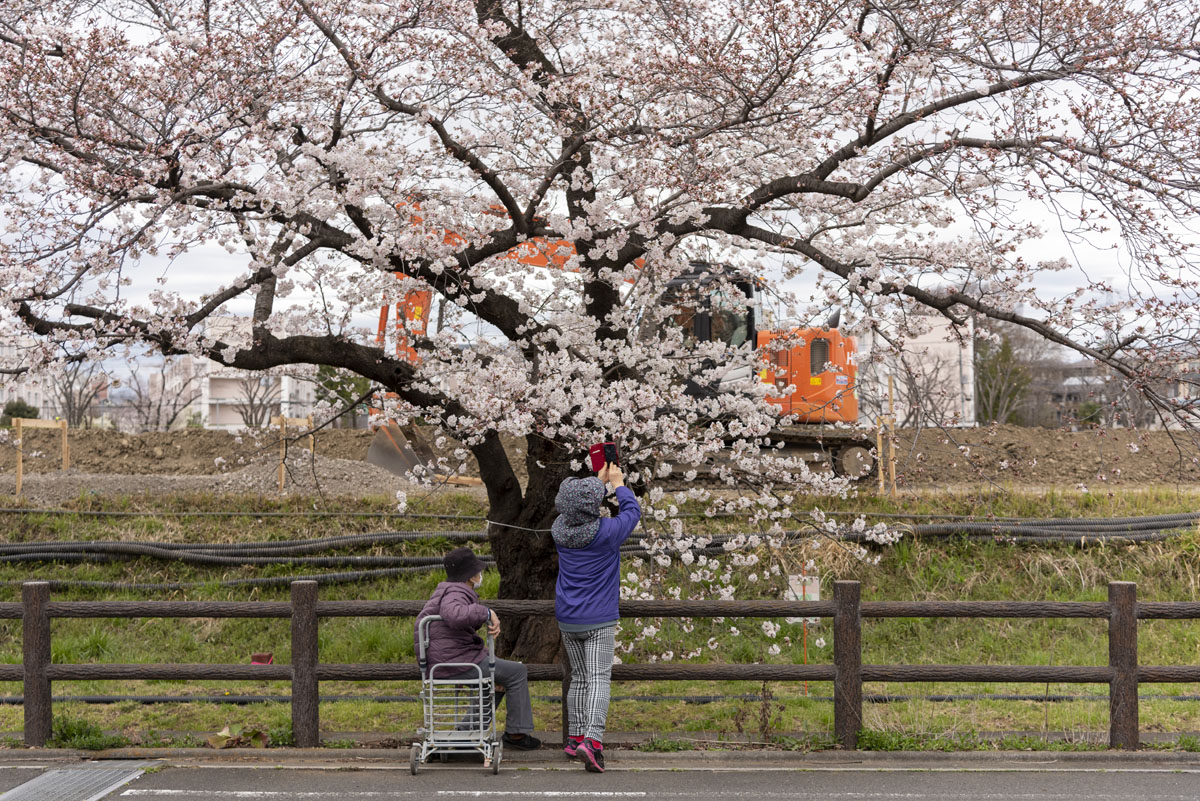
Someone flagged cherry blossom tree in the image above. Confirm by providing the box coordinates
[2,0,1199,658]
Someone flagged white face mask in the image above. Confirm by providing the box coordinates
[472,576,483,589]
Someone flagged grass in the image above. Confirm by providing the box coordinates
[855,729,1107,752]
[49,715,130,750]
[1174,734,1200,752]
[635,736,695,752]
[3,486,1200,748]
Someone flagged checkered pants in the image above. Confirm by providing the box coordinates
[561,625,617,743]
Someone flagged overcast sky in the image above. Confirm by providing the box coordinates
[94,209,1133,356]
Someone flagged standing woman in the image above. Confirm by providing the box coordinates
[551,462,642,773]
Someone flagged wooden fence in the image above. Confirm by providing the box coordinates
[5,579,1193,749]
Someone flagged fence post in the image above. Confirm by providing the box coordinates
[14,418,22,497]
[833,580,862,750]
[291,580,320,747]
[22,582,51,746]
[1108,581,1138,750]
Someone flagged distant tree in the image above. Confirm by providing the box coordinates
[975,335,1031,425]
[974,318,1082,426]
[233,376,281,429]
[1,399,38,427]
[1105,382,1159,429]
[51,359,106,428]
[313,366,372,429]
[861,350,967,430]
[126,357,204,432]
[1076,400,1104,428]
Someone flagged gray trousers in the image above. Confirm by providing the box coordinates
[449,657,533,735]
[492,658,534,734]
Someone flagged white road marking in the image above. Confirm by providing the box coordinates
[436,795,648,798]
[122,793,392,799]
[113,790,1200,800]
[121,793,649,799]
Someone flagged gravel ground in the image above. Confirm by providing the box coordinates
[0,451,484,507]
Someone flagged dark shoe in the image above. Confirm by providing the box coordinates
[502,732,542,750]
[578,741,605,773]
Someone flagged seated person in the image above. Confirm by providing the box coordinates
[414,546,541,750]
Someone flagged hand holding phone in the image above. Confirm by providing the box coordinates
[600,463,625,488]
[588,441,619,472]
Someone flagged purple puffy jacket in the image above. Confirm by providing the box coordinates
[414,582,491,667]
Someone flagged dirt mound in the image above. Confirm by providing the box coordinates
[2,423,1200,505]
[0,427,429,506]
[892,424,1200,487]
[0,428,374,475]
[0,449,470,507]
[209,450,425,498]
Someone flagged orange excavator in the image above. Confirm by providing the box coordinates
[366,228,596,480]
[369,236,876,480]
[663,267,874,478]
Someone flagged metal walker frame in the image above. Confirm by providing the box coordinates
[411,614,502,774]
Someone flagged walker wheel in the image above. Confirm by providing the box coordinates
[491,744,502,774]
[410,744,420,776]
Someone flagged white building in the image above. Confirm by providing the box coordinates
[157,317,317,430]
[157,359,316,431]
[855,315,976,428]
[194,363,316,430]
[0,336,58,420]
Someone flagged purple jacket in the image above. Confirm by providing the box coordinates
[414,581,491,667]
[554,486,641,626]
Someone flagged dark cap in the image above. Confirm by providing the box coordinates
[444,547,488,583]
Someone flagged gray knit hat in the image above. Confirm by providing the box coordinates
[551,476,605,549]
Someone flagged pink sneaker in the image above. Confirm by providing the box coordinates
[577,740,605,773]
[564,737,583,758]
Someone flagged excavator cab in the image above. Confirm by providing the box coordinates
[664,265,758,349]
[663,269,872,478]
[664,267,858,424]
[757,311,859,425]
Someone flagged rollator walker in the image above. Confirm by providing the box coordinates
[411,614,502,774]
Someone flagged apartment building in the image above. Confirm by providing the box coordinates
[0,336,61,420]
[156,354,316,430]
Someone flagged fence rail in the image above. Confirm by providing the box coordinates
[7,579,1189,749]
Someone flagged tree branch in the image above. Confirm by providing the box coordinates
[293,0,527,229]
[721,218,1146,381]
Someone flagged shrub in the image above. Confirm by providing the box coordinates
[1,399,38,427]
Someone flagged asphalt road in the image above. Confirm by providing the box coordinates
[105,765,1200,800]
[5,752,1200,801]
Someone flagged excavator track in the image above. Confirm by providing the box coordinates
[768,426,879,479]
[659,426,878,490]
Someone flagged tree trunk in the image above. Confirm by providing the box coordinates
[480,434,577,663]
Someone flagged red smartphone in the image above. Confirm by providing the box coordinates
[588,442,619,472]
